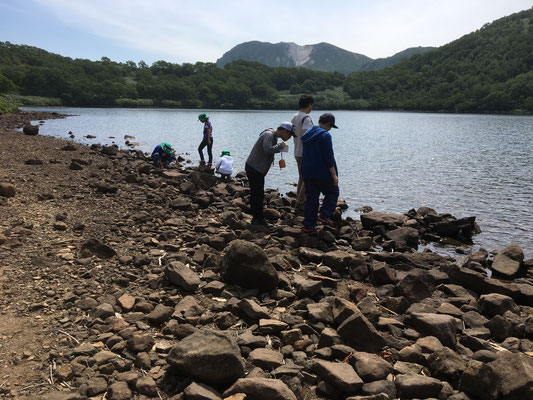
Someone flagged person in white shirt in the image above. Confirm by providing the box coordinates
[291,95,314,213]
[215,150,233,181]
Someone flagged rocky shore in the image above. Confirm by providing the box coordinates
[0,111,532,400]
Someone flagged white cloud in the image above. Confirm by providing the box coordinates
[33,0,533,63]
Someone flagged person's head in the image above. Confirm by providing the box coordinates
[318,113,338,131]
[198,113,208,123]
[299,94,314,112]
[220,150,231,157]
[277,122,295,141]
[161,142,174,153]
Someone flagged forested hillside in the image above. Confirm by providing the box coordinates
[343,8,533,112]
[0,42,350,110]
[0,7,532,113]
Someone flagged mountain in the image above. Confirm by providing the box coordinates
[216,41,435,74]
[343,7,533,112]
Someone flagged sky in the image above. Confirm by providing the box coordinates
[1,0,532,65]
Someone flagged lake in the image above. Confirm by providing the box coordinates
[22,107,533,258]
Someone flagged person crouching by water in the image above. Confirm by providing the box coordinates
[151,142,176,169]
[301,113,339,233]
[215,150,233,182]
[245,122,295,227]
[198,113,213,165]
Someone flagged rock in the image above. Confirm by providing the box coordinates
[313,360,364,393]
[108,381,132,400]
[407,313,457,347]
[222,240,279,291]
[0,183,15,197]
[86,376,108,396]
[489,351,533,399]
[427,347,467,381]
[146,304,173,324]
[352,236,373,251]
[353,352,393,382]
[136,375,158,397]
[395,273,436,303]
[478,293,519,318]
[23,124,39,135]
[338,311,387,352]
[167,330,245,384]
[238,299,270,320]
[128,333,154,353]
[459,360,499,400]
[55,364,73,381]
[248,348,284,370]
[258,319,288,334]
[324,250,363,273]
[80,238,116,259]
[491,245,524,278]
[117,293,136,311]
[93,303,115,320]
[223,378,297,400]
[94,182,118,194]
[191,171,217,189]
[395,374,443,399]
[385,227,419,250]
[53,222,68,231]
[360,212,407,229]
[25,158,43,165]
[429,216,478,243]
[69,160,83,170]
[164,261,201,292]
[183,382,222,400]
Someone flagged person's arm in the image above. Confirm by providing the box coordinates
[263,131,286,155]
[215,159,222,171]
[323,133,338,185]
[207,123,212,145]
[302,116,313,135]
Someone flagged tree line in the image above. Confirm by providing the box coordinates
[0,7,532,113]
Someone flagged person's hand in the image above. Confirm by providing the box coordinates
[281,141,288,148]
[332,175,339,186]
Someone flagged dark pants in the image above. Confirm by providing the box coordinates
[303,179,339,228]
[198,137,213,163]
[246,163,265,221]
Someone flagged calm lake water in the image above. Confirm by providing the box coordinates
[23,107,533,258]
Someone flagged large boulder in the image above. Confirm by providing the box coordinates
[406,313,457,347]
[360,212,408,229]
[459,360,500,400]
[167,330,245,384]
[395,374,443,399]
[23,124,39,135]
[222,240,279,291]
[164,261,200,292]
[385,227,419,250]
[313,360,364,394]
[0,183,16,198]
[478,293,519,318]
[491,245,524,278]
[338,311,387,352]
[489,351,533,399]
[223,378,297,400]
[190,171,217,190]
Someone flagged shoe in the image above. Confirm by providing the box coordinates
[318,214,333,225]
[302,225,318,233]
[199,160,206,165]
[251,218,272,228]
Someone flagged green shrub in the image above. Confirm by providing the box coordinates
[0,95,20,114]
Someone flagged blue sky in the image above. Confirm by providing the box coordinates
[1,0,531,65]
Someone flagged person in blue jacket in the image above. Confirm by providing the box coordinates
[301,113,339,233]
[151,142,176,168]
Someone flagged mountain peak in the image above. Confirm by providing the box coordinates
[216,41,434,74]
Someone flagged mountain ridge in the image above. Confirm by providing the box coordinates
[216,41,435,74]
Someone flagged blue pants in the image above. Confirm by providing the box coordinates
[303,179,339,228]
